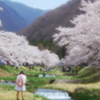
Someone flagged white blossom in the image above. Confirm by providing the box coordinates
[0,31,59,67]
[53,0,100,66]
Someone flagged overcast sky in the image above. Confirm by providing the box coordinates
[3,0,69,10]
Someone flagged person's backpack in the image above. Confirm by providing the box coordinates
[17,75,24,87]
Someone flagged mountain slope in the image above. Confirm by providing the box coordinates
[3,1,48,25]
[19,0,95,40]
[0,1,27,32]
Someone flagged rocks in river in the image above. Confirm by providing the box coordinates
[0,80,10,83]
[74,87,85,93]
[49,79,55,84]
[0,80,5,83]
[0,80,15,85]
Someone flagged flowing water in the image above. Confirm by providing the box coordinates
[0,81,73,100]
[39,74,56,77]
[0,81,15,85]
[35,89,73,100]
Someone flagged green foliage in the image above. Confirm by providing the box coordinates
[0,85,14,91]
[78,67,97,78]
[0,65,11,73]
[27,77,54,92]
[34,95,49,100]
[73,89,100,100]
[29,39,66,58]
[75,67,100,83]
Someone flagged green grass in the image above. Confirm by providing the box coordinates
[72,89,100,100]
[0,65,100,100]
[34,95,49,100]
[75,67,100,83]
[0,84,14,91]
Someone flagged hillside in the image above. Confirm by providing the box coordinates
[0,1,27,32]
[0,1,47,32]
[18,0,95,58]
[3,0,48,25]
[19,0,95,40]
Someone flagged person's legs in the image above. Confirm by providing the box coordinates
[21,91,24,100]
[16,91,20,99]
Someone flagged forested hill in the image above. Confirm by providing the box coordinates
[0,1,47,32]
[18,0,95,40]
[0,1,27,32]
[3,0,48,25]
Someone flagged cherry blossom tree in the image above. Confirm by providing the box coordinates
[53,0,100,66]
[0,5,59,67]
[0,31,59,67]
[41,50,60,67]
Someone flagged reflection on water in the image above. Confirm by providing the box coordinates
[35,89,73,100]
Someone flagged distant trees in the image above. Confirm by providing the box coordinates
[29,39,66,58]
[0,31,59,67]
[53,0,100,66]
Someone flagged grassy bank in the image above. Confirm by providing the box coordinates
[0,65,100,100]
[0,85,49,100]
[44,67,100,100]
[0,65,49,100]
[45,82,100,100]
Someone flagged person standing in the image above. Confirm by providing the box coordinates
[15,71,27,100]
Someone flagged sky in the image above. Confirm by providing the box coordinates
[4,0,69,10]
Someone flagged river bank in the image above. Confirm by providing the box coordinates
[0,65,100,100]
